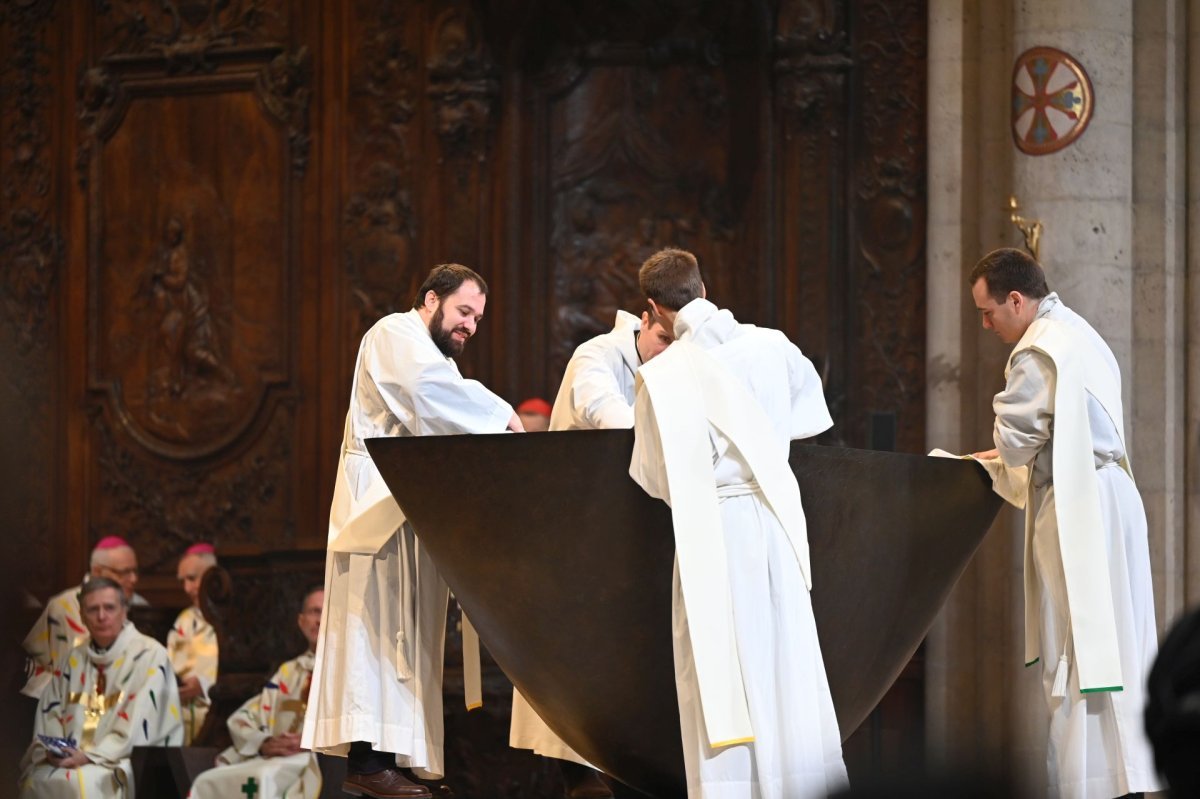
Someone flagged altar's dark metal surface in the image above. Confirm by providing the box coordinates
[367,431,1001,797]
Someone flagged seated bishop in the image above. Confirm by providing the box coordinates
[22,536,148,698]
[169,542,220,743]
[187,585,325,799]
[18,576,182,799]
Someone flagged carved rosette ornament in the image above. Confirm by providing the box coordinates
[426,8,499,164]
[255,46,312,177]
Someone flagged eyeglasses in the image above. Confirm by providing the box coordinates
[100,566,138,578]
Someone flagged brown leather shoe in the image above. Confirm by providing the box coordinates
[342,767,433,798]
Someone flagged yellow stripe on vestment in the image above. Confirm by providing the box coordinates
[711,736,755,748]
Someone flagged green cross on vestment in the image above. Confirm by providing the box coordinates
[241,776,258,797]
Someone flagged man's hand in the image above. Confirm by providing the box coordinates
[259,733,303,758]
[47,747,90,769]
[178,674,203,702]
[972,448,1000,460]
[507,412,526,433]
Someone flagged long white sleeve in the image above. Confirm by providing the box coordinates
[566,347,635,430]
[993,349,1054,469]
[358,315,513,438]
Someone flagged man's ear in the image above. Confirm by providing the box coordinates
[647,298,662,318]
[423,290,439,311]
[701,281,707,299]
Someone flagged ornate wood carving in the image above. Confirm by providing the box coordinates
[91,408,294,573]
[78,45,307,460]
[537,4,763,389]
[95,0,284,72]
[850,0,926,453]
[255,46,312,176]
[342,0,421,350]
[1,0,63,351]
[426,6,498,166]
[0,0,62,596]
[200,557,322,673]
[774,0,851,131]
[772,0,853,442]
[75,65,124,188]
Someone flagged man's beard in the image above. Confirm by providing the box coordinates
[429,304,469,357]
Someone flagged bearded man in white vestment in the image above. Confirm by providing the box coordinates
[969,248,1162,799]
[302,263,523,799]
[189,585,326,799]
[627,248,847,799]
[22,536,148,698]
[18,577,183,799]
[509,308,673,798]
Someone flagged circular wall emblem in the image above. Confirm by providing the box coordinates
[1012,46,1094,155]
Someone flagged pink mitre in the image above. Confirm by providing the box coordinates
[93,535,132,551]
[185,542,216,556]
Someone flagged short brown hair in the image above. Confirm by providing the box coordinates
[412,263,489,309]
[969,248,1049,302]
[639,248,703,311]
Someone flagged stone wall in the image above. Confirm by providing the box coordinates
[926,0,1196,793]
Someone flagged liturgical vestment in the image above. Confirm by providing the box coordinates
[22,581,148,699]
[629,298,846,799]
[302,309,513,779]
[189,652,321,799]
[18,622,183,799]
[168,605,218,744]
[994,292,1161,799]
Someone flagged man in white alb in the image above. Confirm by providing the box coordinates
[188,585,326,799]
[969,248,1161,799]
[18,577,182,799]
[21,536,148,698]
[509,307,673,798]
[628,247,847,799]
[302,264,522,799]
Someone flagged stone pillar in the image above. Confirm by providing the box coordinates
[1011,2,1134,376]
[1188,3,1200,606]
[924,0,1033,786]
[1131,0,1188,629]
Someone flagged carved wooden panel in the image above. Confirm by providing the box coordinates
[75,0,312,570]
[340,0,423,360]
[521,3,768,390]
[86,81,293,456]
[847,0,927,454]
[773,0,853,431]
[0,0,64,597]
[3,0,927,790]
